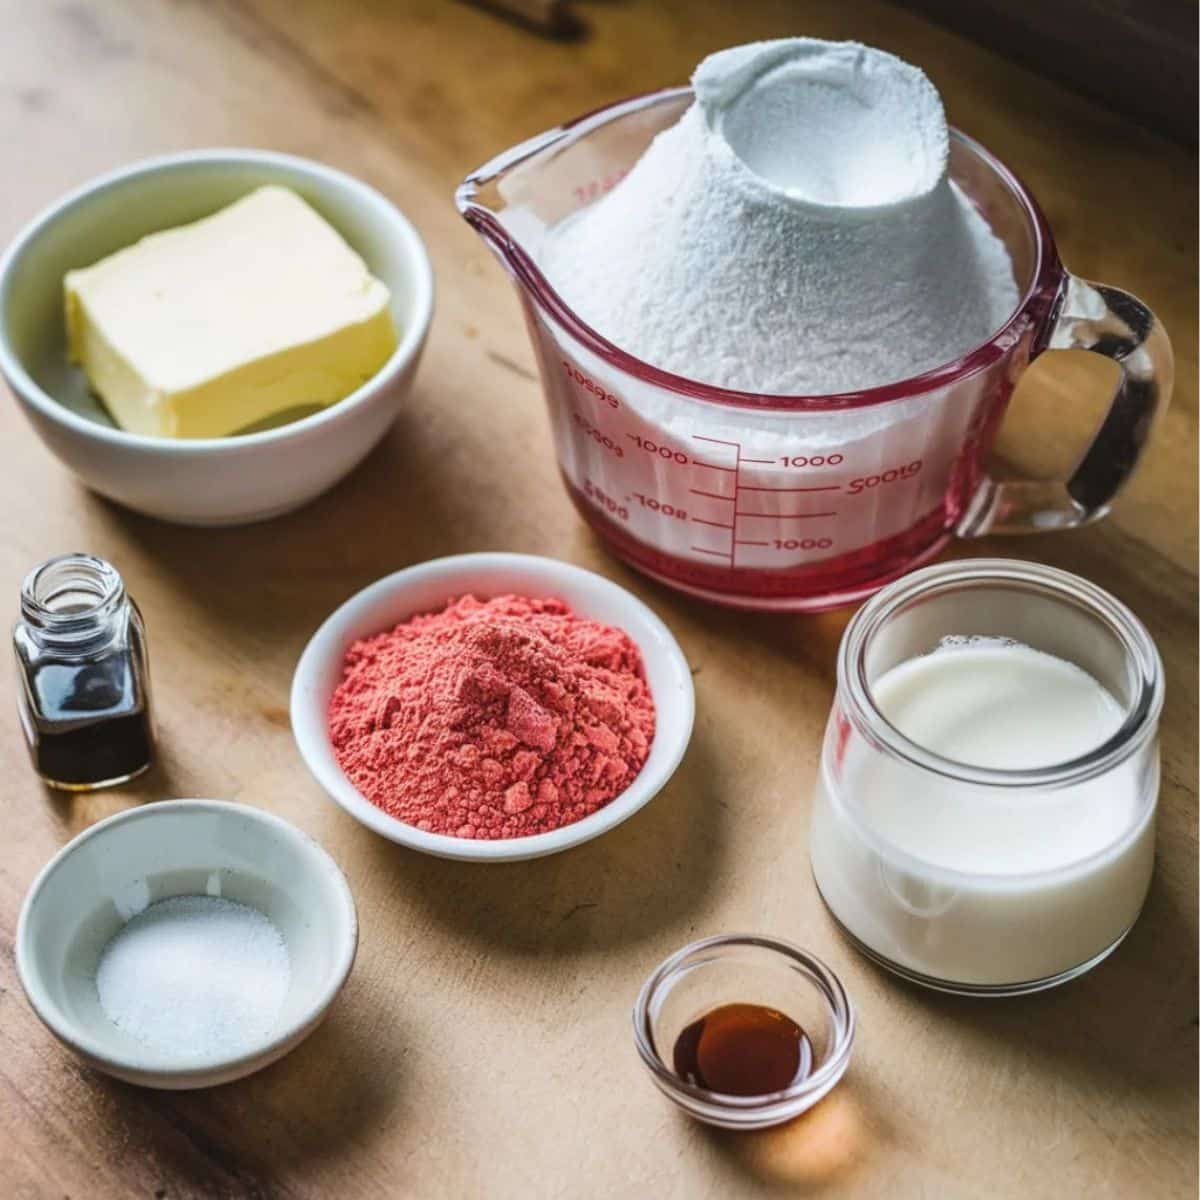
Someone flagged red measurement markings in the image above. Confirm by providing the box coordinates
[583,479,629,521]
[733,536,835,551]
[740,484,841,494]
[689,435,747,566]
[781,454,843,467]
[736,510,838,519]
[847,460,923,494]
[731,440,743,567]
[689,436,740,564]
[571,411,624,458]
[694,461,736,472]
[562,362,619,409]
[632,493,687,519]
[627,434,689,464]
[741,457,775,465]
[572,169,628,205]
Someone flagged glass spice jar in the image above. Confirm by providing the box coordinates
[13,553,154,790]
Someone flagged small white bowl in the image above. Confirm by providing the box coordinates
[16,799,358,1090]
[0,149,434,525]
[291,553,695,862]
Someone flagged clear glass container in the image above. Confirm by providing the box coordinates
[633,934,855,1129]
[458,88,1172,612]
[13,554,154,790]
[810,558,1163,996]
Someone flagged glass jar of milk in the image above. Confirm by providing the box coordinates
[810,559,1163,995]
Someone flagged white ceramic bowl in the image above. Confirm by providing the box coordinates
[15,799,358,1089]
[291,553,695,862]
[0,150,434,525]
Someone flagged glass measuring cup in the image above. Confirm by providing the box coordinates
[457,89,1173,611]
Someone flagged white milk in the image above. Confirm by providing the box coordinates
[810,638,1157,989]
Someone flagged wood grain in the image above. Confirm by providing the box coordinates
[905,0,1198,146]
[0,2,1195,1198]
[459,0,581,38]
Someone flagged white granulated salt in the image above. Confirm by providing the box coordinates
[96,894,290,1059]
[543,39,1019,395]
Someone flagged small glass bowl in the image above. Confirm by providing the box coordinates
[632,934,856,1130]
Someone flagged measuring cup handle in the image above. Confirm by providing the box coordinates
[958,274,1173,537]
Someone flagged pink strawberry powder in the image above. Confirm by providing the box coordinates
[327,594,656,839]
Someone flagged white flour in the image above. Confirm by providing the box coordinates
[543,40,1018,395]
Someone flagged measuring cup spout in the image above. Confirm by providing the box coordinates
[456,88,693,300]
[456,128,561,273]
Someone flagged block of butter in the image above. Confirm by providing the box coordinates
[65,186,398,438]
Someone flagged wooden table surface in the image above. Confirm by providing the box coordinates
[1,2,1195,1197]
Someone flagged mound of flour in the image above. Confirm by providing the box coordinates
[542,40,1019,395]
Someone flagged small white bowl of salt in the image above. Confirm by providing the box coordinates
[16,799,357,1089]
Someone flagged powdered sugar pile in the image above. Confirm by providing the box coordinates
[543,39,1019,395]
[96,895,290,1058]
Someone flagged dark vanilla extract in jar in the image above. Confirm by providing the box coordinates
[13,554,154,790]
[672,1003,813,1096]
